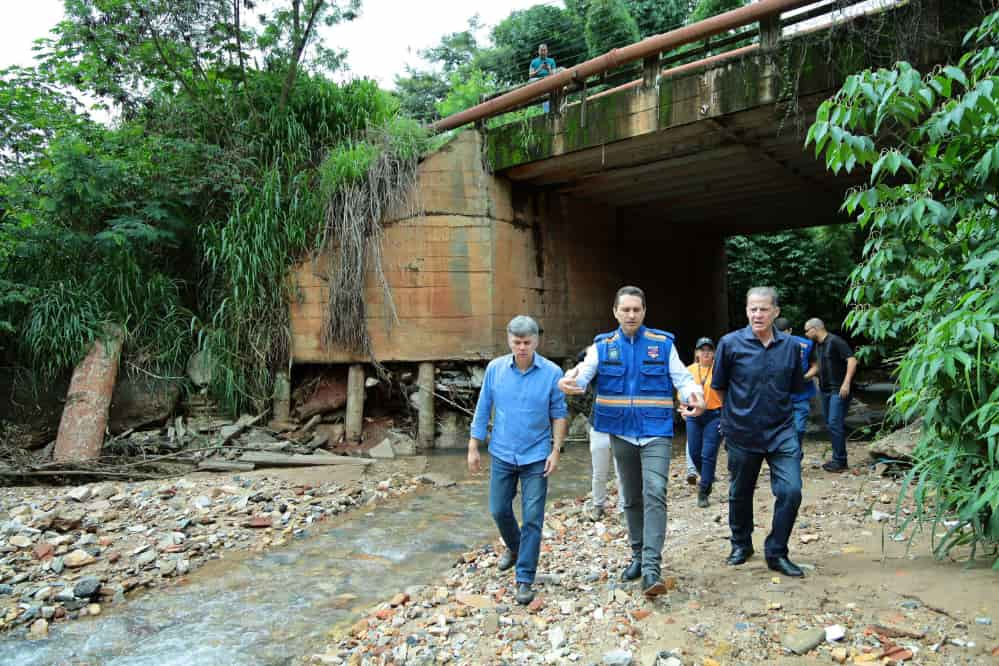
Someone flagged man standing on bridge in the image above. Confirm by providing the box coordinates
[468,315,567,606]
[713,287,807,577]
[559,286,705,597]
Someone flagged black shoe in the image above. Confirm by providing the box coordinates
[497,550,518,571]
[822,461,848,473]
[621,559,642,581]
[514,582,534,605]
[726,546,754,565]
[685,472,698,486]
[697,489,709,508]
[642,574,668,598]
[766,556,804,577]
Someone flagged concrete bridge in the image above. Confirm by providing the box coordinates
[287,0,972,443]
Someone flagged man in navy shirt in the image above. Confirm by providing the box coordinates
[468,315,568,605]
[712,287,807,577]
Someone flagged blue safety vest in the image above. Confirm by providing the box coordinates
[793,335,817,402]
[591,326,676,438]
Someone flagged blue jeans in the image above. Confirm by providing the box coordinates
[489,456,548,585]
[612,436,671,578]
[686,409,721,491]
[726,436,802,559]
[792,400,810,450]
[819,391,851,466]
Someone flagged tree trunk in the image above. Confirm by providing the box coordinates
[54,327,125,462]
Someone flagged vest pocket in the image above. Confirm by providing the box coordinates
[639,406,671,434]
[639,363,668,393]
[597,363,626,393]
[594,402,625,428]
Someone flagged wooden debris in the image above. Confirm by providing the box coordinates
[197,459,255,472]
[237,451,372,467]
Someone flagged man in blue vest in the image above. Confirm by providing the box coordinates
[712,287,807,577]
[560,286,705,597]
[774,318,819,451]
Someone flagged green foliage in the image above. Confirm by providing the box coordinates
[688,0,746,24]
[489,5,588,83]
[1,1,428,416]
[585,0,641,60]
[625,0,691,37]
[725,225,858,331]
[807,10,999,565]
[435,69,499,119]
[0,66,88,175]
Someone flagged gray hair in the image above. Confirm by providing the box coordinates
[507,315,540,337]
[805,317,825,331]
[746,286,779,307]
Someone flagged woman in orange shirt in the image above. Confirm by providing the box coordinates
[685,337,724,508]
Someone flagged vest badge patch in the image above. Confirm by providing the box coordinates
[608,345,620,361]
[647,346,659,359]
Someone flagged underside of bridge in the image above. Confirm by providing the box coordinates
[289,2,971,365]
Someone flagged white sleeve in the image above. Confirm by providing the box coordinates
[573,344,599,389]
[669,345,702,402]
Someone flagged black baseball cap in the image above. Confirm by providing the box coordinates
[695,337,715,349]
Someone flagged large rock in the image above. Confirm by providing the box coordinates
[295,372,349,420]
[783,628,826,655]
[435,411,471,450]
[368,438,396,459]
[868,421,922,461]
[108,375,181,434]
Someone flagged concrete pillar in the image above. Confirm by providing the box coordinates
[345,364,365,442]
[272,371,291,423]
[417,362,435,449]
[54,326,124,462]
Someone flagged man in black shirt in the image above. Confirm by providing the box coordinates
[713,287,807,577]
[804,318,857,472]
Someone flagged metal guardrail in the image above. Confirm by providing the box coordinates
[432,0,901,132]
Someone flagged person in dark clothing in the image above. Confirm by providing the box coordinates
[773,318,819,451]
[712,287,807,577]
[803,318,857,472]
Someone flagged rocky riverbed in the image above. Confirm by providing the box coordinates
[0,457,436,640]
[306,445,998,666]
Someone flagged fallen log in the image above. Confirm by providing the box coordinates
[54,326,124,462]
[238,451,373,467]
[197,459,255,472]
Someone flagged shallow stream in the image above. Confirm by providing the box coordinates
[0,447,599,665]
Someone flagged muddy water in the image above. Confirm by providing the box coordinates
[0,444,622,665]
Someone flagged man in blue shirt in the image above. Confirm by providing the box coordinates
[528,43,557,113]
[712,287,807,577]
[528,43,556,79]
[468,315,568,606]
[774,318,819,451]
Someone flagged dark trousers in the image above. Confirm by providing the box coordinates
[686,409,721,491]
[489,456,548,584]
[819,391,852,466]
[727,436,802,559]
[612,436,671,578]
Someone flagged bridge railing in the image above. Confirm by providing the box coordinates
[430,0,903,133]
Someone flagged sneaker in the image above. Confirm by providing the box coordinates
[697,489,709,508]
[822,461,848,473]
[685,472,698,486]
[514,582,535,605]
[587,504,605,522]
